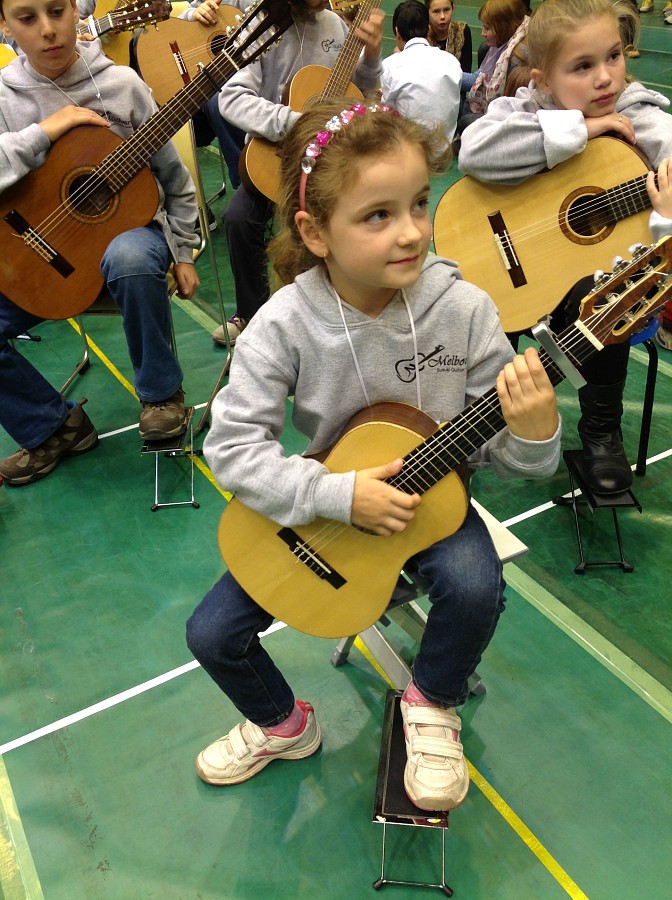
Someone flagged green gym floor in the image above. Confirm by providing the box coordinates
[2,3,672,898]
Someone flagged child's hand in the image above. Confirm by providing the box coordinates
[173,262,200,299]
[647,157,672,220]
[585,111,635,144]
[356,8,385,61]
[351,457,420,536]
[191,0,221,26]
[497,347,558,442]
[40,107,110,143]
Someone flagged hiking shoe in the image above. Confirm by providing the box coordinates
[212,316,247,347]
[400,698,469,811]
[0,399,98,486]
[196,699,322,785]
[139,389,187,440]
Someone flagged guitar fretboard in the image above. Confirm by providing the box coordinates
[321,0,382,99]
[605,173,654,223]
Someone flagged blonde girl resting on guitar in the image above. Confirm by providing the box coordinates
[0,0,199,485]
[186,100,560,811]
[459,0,672,496]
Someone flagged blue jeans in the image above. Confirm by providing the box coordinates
[199,95,246,191]
[0,225,182,448]
[186,503,507,727]
[222,185,274,322]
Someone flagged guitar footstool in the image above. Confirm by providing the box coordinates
[372,690,453,896]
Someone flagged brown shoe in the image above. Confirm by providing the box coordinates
[0,400,98,486]
[139,389,187,440]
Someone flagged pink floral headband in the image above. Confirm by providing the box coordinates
[298,102,399,212]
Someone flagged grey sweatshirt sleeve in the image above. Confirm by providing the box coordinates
[459,91,587,185]
[203,337,356,527]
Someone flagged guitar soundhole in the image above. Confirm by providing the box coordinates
[64,171,117,223]
[560,187,614,246]
[210,33,227,56]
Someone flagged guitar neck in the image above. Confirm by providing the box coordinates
[321,0,381,98]
[389,325,595,496]
[606,172,653,223]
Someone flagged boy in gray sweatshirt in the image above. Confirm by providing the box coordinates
[0,0,199,485]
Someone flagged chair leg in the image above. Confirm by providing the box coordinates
[61,316,91,394]
[635,338,658,477]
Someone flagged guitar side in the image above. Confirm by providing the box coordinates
[218,414,468,639]
[239,66,363,203]
[0,127,158,320]
[433,137,650,332]
[135,6,240,107]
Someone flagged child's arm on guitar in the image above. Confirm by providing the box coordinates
[0,105,109,193]
[459,93,589,184]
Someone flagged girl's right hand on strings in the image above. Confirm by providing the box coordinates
[647,157,672,220]
[585,111,636,144]
[40,106,110,143]
[352,458,421,536]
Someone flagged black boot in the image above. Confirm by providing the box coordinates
[577,381,633,495]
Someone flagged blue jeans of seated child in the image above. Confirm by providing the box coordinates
[0,225,182,449]
[186,502,506,727]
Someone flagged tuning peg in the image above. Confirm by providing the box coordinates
[593,269,605,284]
[611,255,627,271]
[628,243,648,256]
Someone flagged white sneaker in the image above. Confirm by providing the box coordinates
[400,699,470,811]
[212,315,247,347]
[638,0,654,12]
[196,700,322,785]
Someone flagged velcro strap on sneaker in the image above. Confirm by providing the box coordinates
[411,735,464,760]
[404,706,462,732]
[229,721,266,759]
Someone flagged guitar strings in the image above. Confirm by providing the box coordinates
[475,175,653,254]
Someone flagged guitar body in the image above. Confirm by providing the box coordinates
[218,403,468,639]
[433,137,651,332]
[135,6,240,106]
[239,66,363,202]
[0,126,158,319]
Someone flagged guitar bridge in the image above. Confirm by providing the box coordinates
[488,210,526,289]
[277,527,346,589]
[5,210,74,278]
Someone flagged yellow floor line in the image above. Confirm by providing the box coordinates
[67,319,137,398]
[352,639,589,900]
[0,758,43,900]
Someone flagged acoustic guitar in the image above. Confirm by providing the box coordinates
[433,137,653,333]
[239,0,381,203]
[77,0,172,45]
[0,0,293,320]
[217,237,672,638]
[135,4,241,107]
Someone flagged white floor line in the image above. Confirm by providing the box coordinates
[0,621,287,756]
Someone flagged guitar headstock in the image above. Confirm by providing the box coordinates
[576,236,672,346]
[219,0,294,68]
[109,0,172,31]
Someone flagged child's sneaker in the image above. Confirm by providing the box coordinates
[212,316,247,347]
[400,695,469,811]
[196,700,322,785]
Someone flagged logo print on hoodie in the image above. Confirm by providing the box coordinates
[396,346,468,383]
